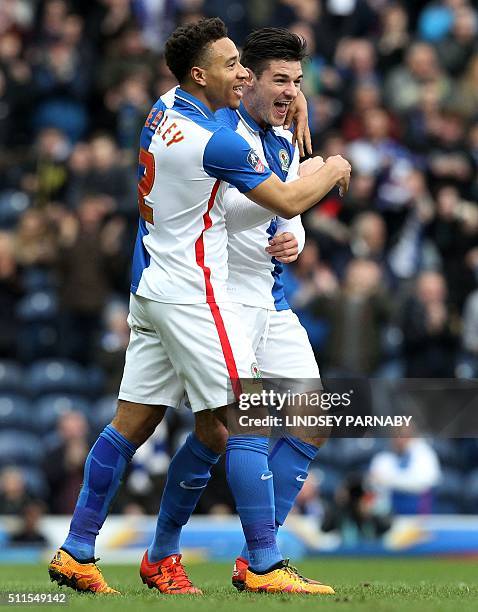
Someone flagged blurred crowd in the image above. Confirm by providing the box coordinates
[1,0,478,541]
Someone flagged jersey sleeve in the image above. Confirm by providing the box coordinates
[276,214,306,253]
[203,127,272,193]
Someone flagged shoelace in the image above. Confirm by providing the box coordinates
[280,560,310,585]
[169,562,194,589]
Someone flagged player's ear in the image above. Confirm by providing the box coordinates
[244,68,255,88]
[190,66,207,87]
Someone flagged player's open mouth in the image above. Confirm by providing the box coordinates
[233,85,243,98]
[274,101,291,116]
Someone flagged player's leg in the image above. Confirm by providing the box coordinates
[147,410,227,562]
[49,295,183,594]
[234,308,332,592]
[144,301,281,570]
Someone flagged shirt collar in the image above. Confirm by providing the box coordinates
[236,102,269,136]
[174,88,216,120]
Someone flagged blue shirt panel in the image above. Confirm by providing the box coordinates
[203,127,272,193]
[131,100,167,293]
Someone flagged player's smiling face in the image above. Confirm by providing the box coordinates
[200,37,248,111]
[245,60,303,127]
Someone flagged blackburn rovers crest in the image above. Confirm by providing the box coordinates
[279,148,290,172]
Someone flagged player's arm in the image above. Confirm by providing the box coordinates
[245,157,350,220]
[284,90,312,157]
[224,187,275,234]
[204,128,350,220]
[268,215,305,264]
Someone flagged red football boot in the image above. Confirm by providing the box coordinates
[140,551,202,594]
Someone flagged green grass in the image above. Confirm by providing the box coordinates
[2,559,478,612]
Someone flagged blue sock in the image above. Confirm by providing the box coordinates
[148,433,220,562]
[238,436,319,563]
[62,425,136,561]
[226,436,281,572]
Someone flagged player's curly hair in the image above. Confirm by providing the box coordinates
[165,18,228,84]
[241,28,307,78]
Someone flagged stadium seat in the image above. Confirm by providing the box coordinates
[17,290,58,322]
[90,395,117,433]
[434,468,466,513]
[0,190,30,229]
[333,438,387,471]
[313,466,342,500]
[35,394,92,434]
[26,359,88,397]
[0,394,32,431]
[21,267,56,292]
[430,439,463,471]
[463,469,478,513]
[0,430,44,466]
[0,361,24,394]
[20,466,49,499]
[16,323,59,364]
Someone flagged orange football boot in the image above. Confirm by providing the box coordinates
[244,559,335,594]
[48,549,120,594]
[232,556,326,591]
[140,551,202,594]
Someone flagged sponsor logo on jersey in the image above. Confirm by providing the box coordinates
[279,148,290,171]
[247,149,265,173]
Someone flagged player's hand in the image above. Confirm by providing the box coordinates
[266,232,299,263]
[299,156,325,177]
[284,91,312,158]
[325,155,352,196]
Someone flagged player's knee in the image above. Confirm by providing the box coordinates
[195,420,228,454]
[111,400,166,447]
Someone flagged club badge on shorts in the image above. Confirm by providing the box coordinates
[251,362,262,379]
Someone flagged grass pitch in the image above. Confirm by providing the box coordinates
[2,558,478,612]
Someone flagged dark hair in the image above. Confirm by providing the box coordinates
[241,27,307,78]
[165,18,228,84]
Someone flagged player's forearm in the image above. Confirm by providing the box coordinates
[280,165,342,218]
[224,189,275,234]
[247,164,340,219]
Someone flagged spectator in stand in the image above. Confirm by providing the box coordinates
[96,300,130,394]
[455,54,478,121]
[401,271,458,377]
[0,467,31,515]
[426,111,475,196]
[311,258,391,375]
[14,208,58,270]
[20,127,71,206]
[384,42,452,114]
[44,411,90,514]
[0,231,22,357]
[66,133,136,215]
[56,195,126,363]
[376,3,410,74]
[368,434,441,515]
[10,500,48,547]
[435,4,478,76]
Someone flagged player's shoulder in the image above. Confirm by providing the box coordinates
[160,86,178,108]
[215,107,241,131]
[271,125,294,145]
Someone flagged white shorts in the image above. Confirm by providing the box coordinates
[118,294,258,412]
[239,305,321,383]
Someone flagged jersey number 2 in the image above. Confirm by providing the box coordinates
[138,148,155,224]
